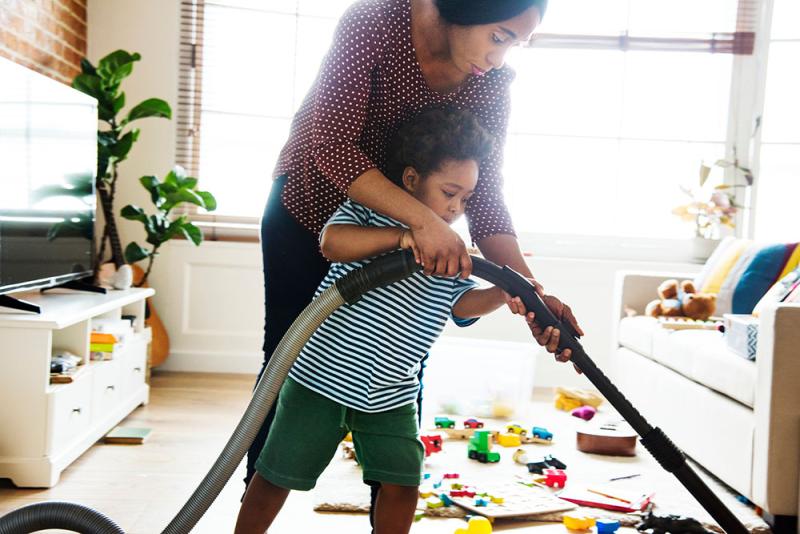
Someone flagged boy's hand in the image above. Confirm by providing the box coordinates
[399,228,421,265]
[528,294,584,374]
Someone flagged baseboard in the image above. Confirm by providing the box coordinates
[155,349,262,374]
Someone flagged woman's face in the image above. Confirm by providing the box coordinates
[446,6,541,76]
[403,159,479,224]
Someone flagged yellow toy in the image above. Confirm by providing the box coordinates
[505,422,527,436]
[554,386,603,411]
[455,516,493,534]
[426,496,444,508]
[496,432,522,447]
[562,515,596,530]
[489,494,504,504]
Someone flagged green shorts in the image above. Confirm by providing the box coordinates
[255,377,424,491]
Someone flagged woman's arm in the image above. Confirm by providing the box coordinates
[452,286,506,319]
[320,224,405,263]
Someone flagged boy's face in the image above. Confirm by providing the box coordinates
[403,158,479,224]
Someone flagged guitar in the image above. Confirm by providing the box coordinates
[101,225,171,367]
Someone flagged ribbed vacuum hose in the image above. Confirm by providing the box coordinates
[0,501,124,534]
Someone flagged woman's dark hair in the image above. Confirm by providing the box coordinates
[434,0,548,25]
[385,107,495,187]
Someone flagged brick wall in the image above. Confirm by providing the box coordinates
[0,0,87,85]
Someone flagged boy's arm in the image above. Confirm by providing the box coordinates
[452,286,507,319]
[320,224,406,263]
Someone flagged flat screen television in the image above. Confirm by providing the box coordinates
[0,57,97,307]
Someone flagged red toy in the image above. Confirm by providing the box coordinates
[463,417,484,429]
[443,472,460,479]
[421,435,443,457]
[543,468,567,488]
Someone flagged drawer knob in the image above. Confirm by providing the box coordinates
[106,385,115,391]
[72,407,82,414]
[134,367,142,372]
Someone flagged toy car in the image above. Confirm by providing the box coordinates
[543,467,567,488]
[463,417,484,429]
[532,426,553,441]
[434,416,455,429]
[506,423,527,436]
[467,430,500,463]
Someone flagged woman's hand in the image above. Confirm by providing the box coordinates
[526,294,584,374]
[410,212,472,278]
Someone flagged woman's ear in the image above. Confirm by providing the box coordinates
[402,166,420,192]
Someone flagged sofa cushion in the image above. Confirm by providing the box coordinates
[618,316,659,357]
[733,243,798,314]
[716,242,760,315]
[652,328,756,407]
[618,316,756,407]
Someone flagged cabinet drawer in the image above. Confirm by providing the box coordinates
[91,360,122,423]
[120,338,147,399]
[49,373,92,454]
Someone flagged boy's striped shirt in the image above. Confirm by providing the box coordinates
[289,200,478,413]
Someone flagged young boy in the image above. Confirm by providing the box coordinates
[234,107,533,534]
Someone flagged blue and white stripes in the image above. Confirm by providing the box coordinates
[288,200,478,412]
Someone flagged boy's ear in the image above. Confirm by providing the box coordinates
[402,167,420,192]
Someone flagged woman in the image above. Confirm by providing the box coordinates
[249,0,582,524]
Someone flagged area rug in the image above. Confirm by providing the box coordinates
[311,400,771,533]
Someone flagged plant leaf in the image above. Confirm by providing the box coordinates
[120,204,148,223]
[196,190,217,211]
[125,98,172,124]
[699,164,711,187]
[79,57,97,76]
[124,241,150,263]
[181,222,203,246]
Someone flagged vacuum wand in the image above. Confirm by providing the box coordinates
[470,257,748,534]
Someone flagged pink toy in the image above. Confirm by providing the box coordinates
[571,405,597,421]
[443,472,460,479]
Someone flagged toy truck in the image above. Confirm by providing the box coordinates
[467,430,500,463]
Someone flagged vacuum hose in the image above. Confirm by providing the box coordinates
[0,250,747,534]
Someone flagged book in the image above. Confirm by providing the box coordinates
[90,332,118,344]
[104,426,151,444]
[90,342,116,352]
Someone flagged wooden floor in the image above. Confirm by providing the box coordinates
[0,371,638,533]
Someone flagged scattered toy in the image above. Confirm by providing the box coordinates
[496,432,522,447]
[506,422,527,436]
[439,493,454,506]
[454,516,493,534]
[467,430,500,463]
[531,426,553,441]
[544,454,567,469]
[463,417,484,429]
[563,514,596,530]
[435,416,456,429]
[474,496,489,507]
[421,434,443,457]
[426,496,444,508]
[636,512,712,534]
[526,460,550,475]
[596,519,621,533]
[512,448,528,465]
[571,405,597,421]
[543,468,567,488]
[443,472,460,479]
[555,386,603,409]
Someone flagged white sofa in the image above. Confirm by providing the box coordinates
[611,271,800,528]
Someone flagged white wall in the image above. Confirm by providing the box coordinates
[87,1,701,388]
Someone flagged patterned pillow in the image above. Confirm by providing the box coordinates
[693,237,738,291]
[732,243,798,314]
[701,239,749,294]
[753,265,800,316]
[716,242,760,316]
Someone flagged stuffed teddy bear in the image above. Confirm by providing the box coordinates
[645,279,717,321]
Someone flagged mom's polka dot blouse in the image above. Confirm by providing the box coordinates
[274,0,516,241]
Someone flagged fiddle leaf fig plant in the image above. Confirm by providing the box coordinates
[122,166,217,287]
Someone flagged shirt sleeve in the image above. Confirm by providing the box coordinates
[451,277,480,327]
[466,69,517,243]
[320,200,371,241]
[309,2,387,193]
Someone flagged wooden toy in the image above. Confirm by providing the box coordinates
[474,497,490,507]
[596,519,621,533]
[496,433,522,447]
[526,460,550,475]
[435,416,456,429]
[489,495,504,504]
[562,514,596,530]
[467,430,500,463]
[440,493,454,506]
[419,487,436,498]
[635,512,710,534]
[426,496,444,508]
[543,468,567,488]
[554,393,583,411]
[454,516,493,534]
[441,427,476,440]
[555,386,604,408]
[512,448,528,465]
[576,421,637,456]
[531,426,553,441]
[571,405,597,421]
[544,454,567,469]
[657,316,720,330]
[505,423,527,436]
[443,472,460,479]
[421,434,443,457]
[449,481,575,520]
[463,417,485,429]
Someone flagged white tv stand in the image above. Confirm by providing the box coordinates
[0,287,154,487]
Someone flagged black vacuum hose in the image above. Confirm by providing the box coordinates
[0,250,747,534]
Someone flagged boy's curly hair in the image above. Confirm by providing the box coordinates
[385,107,495,187]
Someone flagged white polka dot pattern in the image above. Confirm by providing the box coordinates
[275,0,517,241]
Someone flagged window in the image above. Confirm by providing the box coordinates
[753,0,800,242]
[178,0,762,255]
